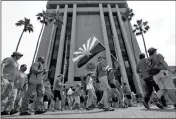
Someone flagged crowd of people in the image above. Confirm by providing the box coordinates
[1,47,176,116]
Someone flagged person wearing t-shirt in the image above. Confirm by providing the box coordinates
[20,56,48,115]
[1,52,23,115]
[107,68,123,108]
[53,74,66,110]
[96,56,114,111]
[10,64,28,115]
[136,53,167,109]
[148,47,176,109]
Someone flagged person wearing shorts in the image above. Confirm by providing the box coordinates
[107,68,123,108]
[1,52,23,115]
[148,47,176,109]
[53,74,66,110]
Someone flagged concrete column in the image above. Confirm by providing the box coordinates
[45,5,60,69]
[115,5,143,95]
[54,5,68,81]
[99,4,112,68]
[67,4,77,84]
[107,4,130,90]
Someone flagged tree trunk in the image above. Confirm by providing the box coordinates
[15,30,24,51]
[141,32,149,58]
[32,23,45,63]
[128,21,137,63]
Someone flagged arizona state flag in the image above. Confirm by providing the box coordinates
[73,36,106,68]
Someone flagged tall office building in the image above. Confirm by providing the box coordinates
[36,0,143,95]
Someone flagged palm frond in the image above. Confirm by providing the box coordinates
[143,21,148,26]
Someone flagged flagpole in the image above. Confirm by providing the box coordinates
[92,35,119,63]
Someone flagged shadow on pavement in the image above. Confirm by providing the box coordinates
[141,108,176,112]
[43,110,105,115]
[1,110,105,118]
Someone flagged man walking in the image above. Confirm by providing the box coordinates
[147,47,176,109]
[136,53,167,109]
[97,56,114,111]
[10,64,28,115]
[20,56,48,115]
[1,52,23,115]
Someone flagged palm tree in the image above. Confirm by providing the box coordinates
[15,18,33,51]
[50,11,63,26]
[32,10,53,63]
[133,19,150,58]
[121,7,137,63]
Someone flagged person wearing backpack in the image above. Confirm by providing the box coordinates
[147,47,176,109]
[136,53,167,109]
[20,56,49,115]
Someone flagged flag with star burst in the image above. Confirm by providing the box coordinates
[72,36,106,68]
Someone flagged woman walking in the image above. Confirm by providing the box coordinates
[85,72,96,110]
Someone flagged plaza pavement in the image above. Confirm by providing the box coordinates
[2,106,176,118]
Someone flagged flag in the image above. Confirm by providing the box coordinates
[73,36,106,68]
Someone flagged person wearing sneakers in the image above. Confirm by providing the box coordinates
[20,56,49,115]
[85,72,96,110]
[1,52,23,115]
[136,53,167,109]
[10,64,28,115]
[53,74,66,111]
[107,68,123,108]
[96,56,114,111]
[147,47,176,109]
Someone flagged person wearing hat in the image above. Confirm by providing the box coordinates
[147,47,176,109]
[20,56,49,115]
[1,51,23,115]
[136,53,167,109]
[96,56,114,111]
[53,74,66,111]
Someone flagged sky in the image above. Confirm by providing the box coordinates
[2,1,175,73]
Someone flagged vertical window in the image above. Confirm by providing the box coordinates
[48,25,62,85]
[61,14,72,83]
[104,13,117,68]
[113,14,136,93]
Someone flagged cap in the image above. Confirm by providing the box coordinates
[98,56,106,61]
[148,47,157,55]
[38,56,45,61]
[11,52,23,57]
[57,74,63,77]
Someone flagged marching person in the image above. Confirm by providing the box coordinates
[85,72,96,110]
[136,53,167,109]
[11,64,28,115]
[107,68,123,108]
[53,74,66,110]
[20,56,49,115]
[147,47,176,109]
[1,52,23,115]
[96,56,114,111]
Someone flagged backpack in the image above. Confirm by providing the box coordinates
[27,62,42,83]
[146,57,161,76]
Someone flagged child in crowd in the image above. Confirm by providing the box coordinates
[67,85,74,110]
[73,84,81,110]
[122,83,136,107]
[80,87,86,109]
[43,79,54,111]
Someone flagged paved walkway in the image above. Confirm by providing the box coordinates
[2,106,176,118]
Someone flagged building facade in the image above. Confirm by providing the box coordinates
[36,0,143,95]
